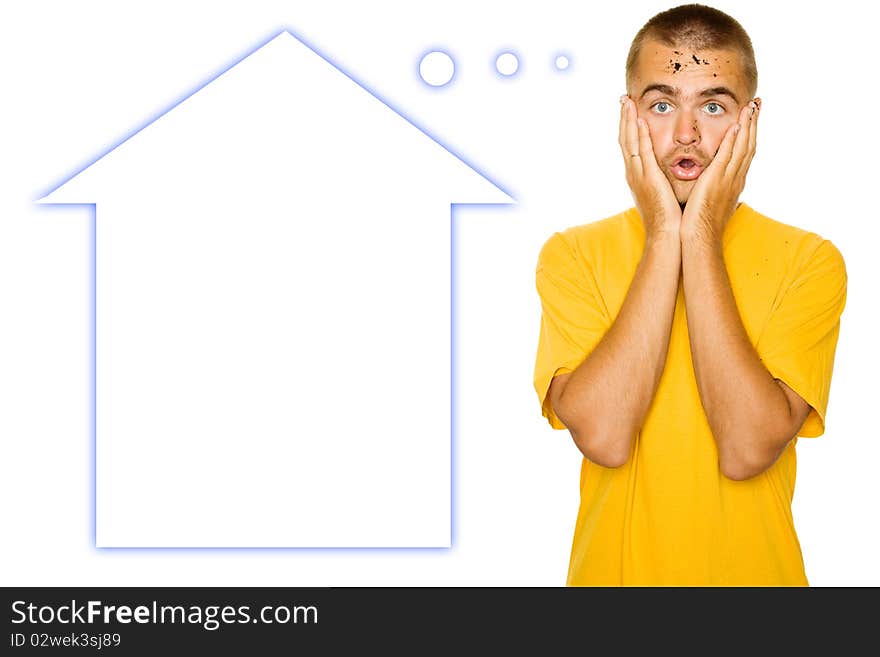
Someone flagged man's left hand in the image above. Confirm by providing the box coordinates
[680,98,761,247]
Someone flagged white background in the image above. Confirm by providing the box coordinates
[1,0,877,585]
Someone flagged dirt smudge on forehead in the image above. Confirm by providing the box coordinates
[663,49,719,74]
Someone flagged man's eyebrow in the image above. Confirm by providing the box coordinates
[638,84,741,104]
[698,86,740,103]
[639,84,677,99]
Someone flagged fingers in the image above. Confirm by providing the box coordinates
[728,98,759,179]
[742,97,760,174]
[619,98,642,169]
[618,96,628,161]
[636,115,662,173]
[711,118,740,173]
[626,102,642,165]
[726,102,751,174]
[618,97,645,190]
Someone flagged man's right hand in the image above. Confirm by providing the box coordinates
[618,96,682,240]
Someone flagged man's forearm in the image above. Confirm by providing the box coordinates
[553,232,681,466]
[680,236,793,478]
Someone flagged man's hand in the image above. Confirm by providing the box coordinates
[547,96,686,467]
[619,96,682,240]
[680,98,761,247]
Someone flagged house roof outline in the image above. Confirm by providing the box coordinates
[36,26,517,207]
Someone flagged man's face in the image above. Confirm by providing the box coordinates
[628,39,754,205]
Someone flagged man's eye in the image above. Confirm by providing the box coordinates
[653,101,672,113]
[704,102,724,115]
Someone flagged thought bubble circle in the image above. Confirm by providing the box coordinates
[554,55,570,71]
[495,51,520,77]
[419,50,455,87]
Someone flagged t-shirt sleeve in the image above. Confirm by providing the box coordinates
[756,239,847,438]
[533,232,610,430]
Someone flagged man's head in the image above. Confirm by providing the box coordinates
[625,4,758,204]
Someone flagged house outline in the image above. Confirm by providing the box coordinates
[36,26,516,552]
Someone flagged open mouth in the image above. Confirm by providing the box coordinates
[671,158,703,181]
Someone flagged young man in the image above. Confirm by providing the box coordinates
[533,4,847,585]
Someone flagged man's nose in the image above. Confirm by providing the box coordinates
[674,110,700,146]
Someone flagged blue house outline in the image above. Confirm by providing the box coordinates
[36,26,516,552]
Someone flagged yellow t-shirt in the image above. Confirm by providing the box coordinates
[533,202,847,586]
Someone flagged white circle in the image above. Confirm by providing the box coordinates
[555,55,570,71]
[495,52,519,76]
[419,51,455,87]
